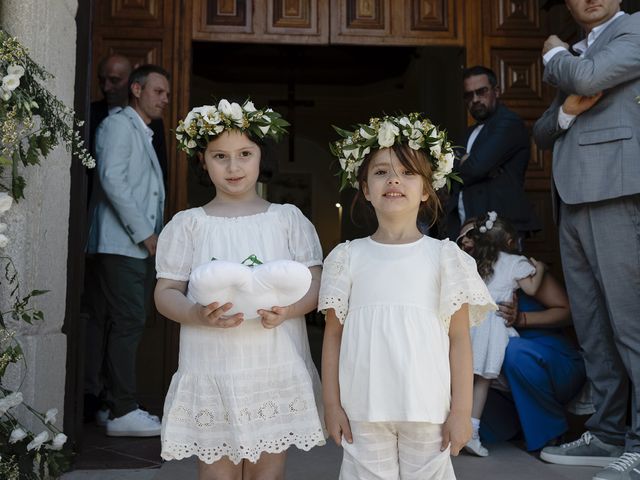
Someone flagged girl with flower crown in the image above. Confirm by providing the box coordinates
[154,99,325,479]
[320,113,496,479]
[461,212,546,458]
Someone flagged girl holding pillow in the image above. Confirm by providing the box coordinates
[154,99,325,479]
[320,113,496,479]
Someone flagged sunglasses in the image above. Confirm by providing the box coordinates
[463,86,492,102]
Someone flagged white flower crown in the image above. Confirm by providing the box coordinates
[175,99,290,156]
[479,211,498,233]
[329,112,460,191]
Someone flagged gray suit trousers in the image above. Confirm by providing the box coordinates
[559,195,640,452]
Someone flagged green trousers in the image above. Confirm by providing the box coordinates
[96,253,152,418]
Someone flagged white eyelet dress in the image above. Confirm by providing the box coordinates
[156,204,326,464]
[470,251,536,379]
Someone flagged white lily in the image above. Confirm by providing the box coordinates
[26,431,49,451]
[9,428,27,443]
[44,408,58,424]
[49,433,68,451]
[0,392,23,415]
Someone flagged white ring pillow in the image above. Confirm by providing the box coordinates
[188,259,312,319]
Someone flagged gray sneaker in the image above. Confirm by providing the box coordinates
[593,453,640,480]
[540,431,624,467]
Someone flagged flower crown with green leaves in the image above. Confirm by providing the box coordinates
[175,99,290,156]
[329,112,459,191]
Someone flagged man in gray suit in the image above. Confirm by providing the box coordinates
[533,2,640,478]
[87,64,169,437]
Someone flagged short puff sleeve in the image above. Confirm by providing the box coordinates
[439,241,496,331]
[510,254,536,283]
[155,210,194,281]
[318,241,351,324]
[283,204,323,267]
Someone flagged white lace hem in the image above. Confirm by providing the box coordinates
[161,430,326,464]
[439,241,497,331]
[439,291,497,331]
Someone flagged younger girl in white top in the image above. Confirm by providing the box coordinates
[154,100,325,480]
[320,114,496,480]
[463,212,545,457]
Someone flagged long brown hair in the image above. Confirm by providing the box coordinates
[469,213,518,280]
[350,143,443,228]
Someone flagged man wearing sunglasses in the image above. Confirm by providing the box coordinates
[442,65,539,242]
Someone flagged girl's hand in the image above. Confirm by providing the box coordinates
[191,302,244,328]
[324,404,352,446]
[441,411,472,456]
[258,305,291,329]
[530,257,546,274]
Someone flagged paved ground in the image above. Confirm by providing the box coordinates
[63,440,600,480]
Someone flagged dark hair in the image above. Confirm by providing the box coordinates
[468,212,518,279]
[462,65,497,88]
[350,144,442,228]
[192,129,276,186]
[128,64,171,93]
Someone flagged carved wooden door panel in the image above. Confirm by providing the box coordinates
[330,0,463,45]
[193,0,330,44]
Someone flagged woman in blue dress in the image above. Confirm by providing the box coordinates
[456,222,587,451]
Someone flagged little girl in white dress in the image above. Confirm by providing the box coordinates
[320,113,496,480]
[154,100,325,479]
[463,212,545,457]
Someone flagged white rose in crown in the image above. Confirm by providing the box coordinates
[188,258,312,319]
[377,120,399,148]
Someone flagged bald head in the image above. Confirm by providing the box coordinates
[98,54,132,108]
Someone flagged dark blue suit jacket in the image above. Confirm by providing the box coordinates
[443,103,540,239]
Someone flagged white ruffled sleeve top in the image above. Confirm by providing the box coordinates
[318,236,495,424]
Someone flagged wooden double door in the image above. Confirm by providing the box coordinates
[88,0,578,426]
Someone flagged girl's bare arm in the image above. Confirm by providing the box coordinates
[322,309,352,445]
[443,304,473,455]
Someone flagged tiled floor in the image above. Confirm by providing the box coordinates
[74,424,162,470]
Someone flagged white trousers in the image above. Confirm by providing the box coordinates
[340,422,456,480]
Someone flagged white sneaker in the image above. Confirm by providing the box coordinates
[95,408,110,427]
[464,434,489,457]
[106,408,161,437]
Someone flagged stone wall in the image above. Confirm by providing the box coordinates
[0,0,77,430]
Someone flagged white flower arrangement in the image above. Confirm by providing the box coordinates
[175,99,290,156]
[0,29,94,200]
[0,65,71,475]
[329,112,460,191]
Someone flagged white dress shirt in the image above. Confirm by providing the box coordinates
[458,124,484,224]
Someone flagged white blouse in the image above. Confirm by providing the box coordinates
[319,236,495,423]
